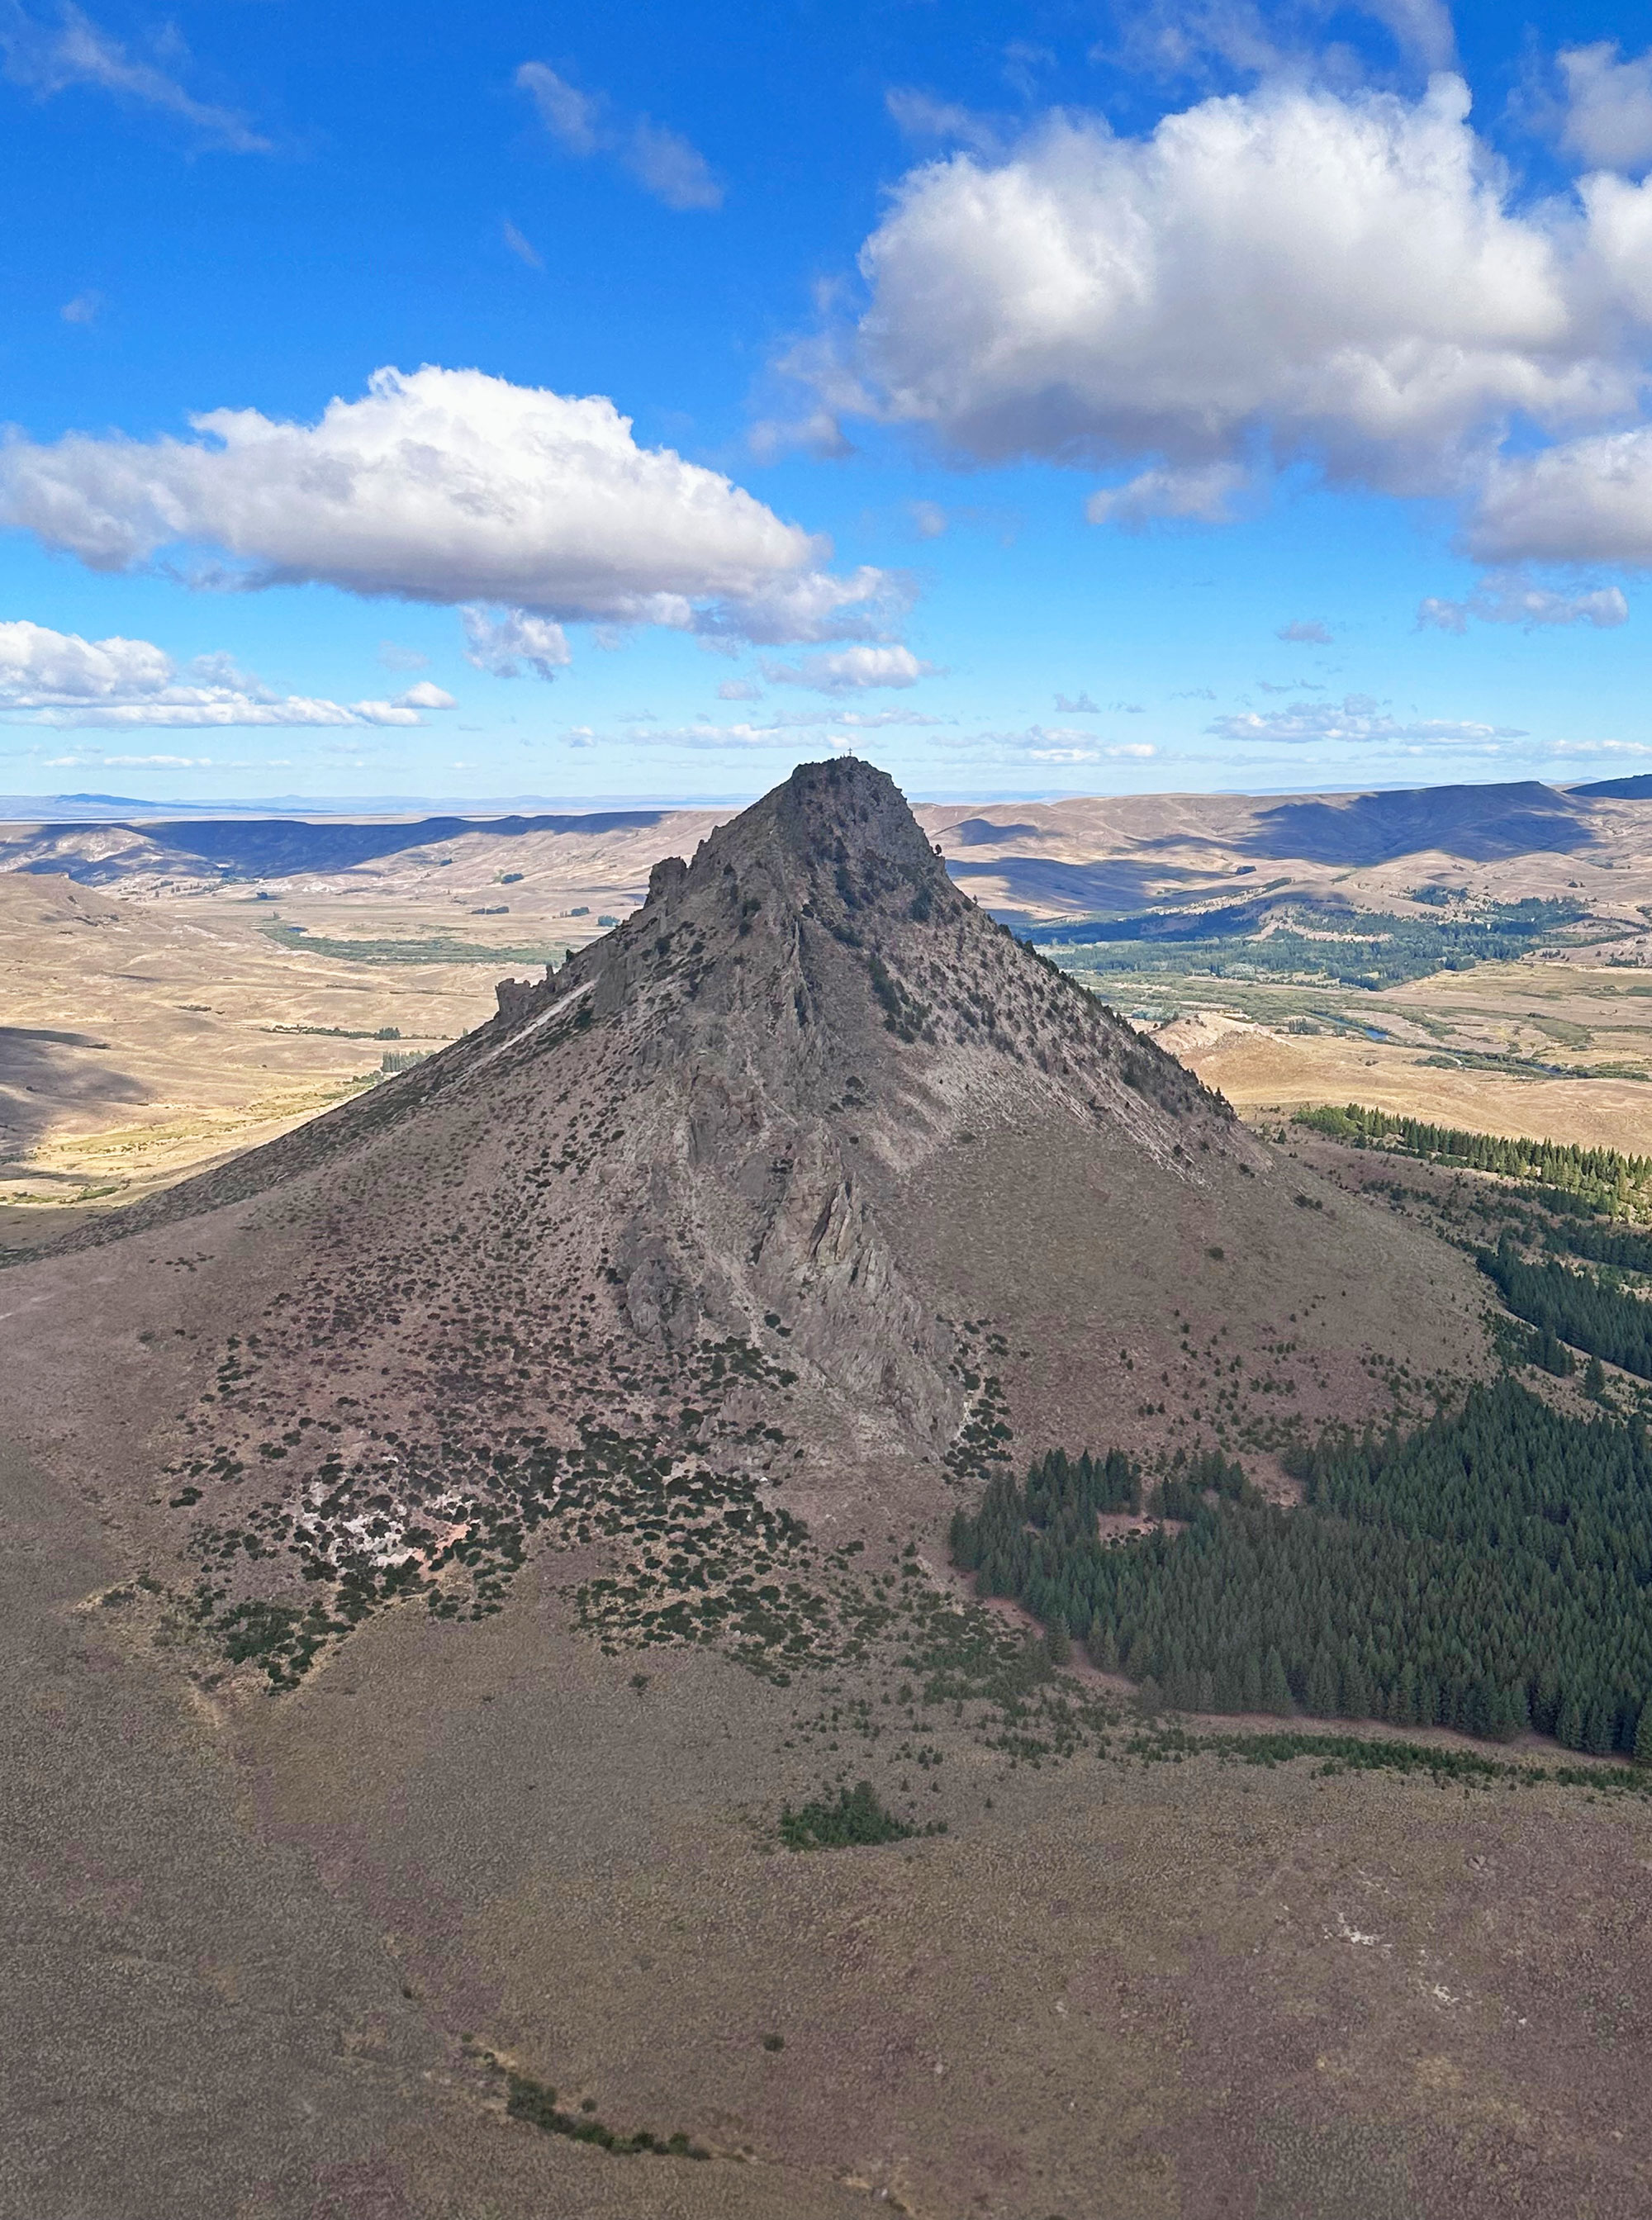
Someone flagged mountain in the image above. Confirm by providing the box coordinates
[4,757,1554,2220]
[0,804,696,885]
[16,757,1485,1644]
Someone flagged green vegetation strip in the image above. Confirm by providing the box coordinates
[259,922,559,966]
[1120,1722,1652,1795]
[1032,895,1601,990]
[483,2059,712,2161]
[1295,1103,1652,1216]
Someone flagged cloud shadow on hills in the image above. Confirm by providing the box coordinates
[0,1028,150,1159]
[948,818,1048,847]
[946,856,1212,911]
[10,810,675,885]
[1237,783,1596,867]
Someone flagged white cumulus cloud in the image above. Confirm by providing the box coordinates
[0,619,438,730]
[0,365,902,649]
[1559,43,1652,173]
[1468,428,1652,567]
[758,643,936,692]
[813,75,1652,516]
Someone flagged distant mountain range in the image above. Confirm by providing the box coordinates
[0,790,686,822]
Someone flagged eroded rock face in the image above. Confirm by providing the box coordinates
[392,760,1239,1465]
[495,976,539,1023]
[646,854,689,906]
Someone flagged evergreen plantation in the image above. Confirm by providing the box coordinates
[951,1384,1652,1760]
[1294,1103,1652,1215]
[1478,1243,1652,1381]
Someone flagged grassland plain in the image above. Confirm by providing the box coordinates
[3,762,1651,2218]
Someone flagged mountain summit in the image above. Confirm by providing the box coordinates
[9,757,1485,1684]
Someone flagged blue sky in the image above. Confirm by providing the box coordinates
[2,0,1652,804]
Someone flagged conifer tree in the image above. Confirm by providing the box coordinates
[1304,1648,1337,1717]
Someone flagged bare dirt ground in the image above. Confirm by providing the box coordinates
[9,1413,1647,2220]
[0,809,725,1230]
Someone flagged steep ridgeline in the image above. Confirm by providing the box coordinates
[7,757,1488,1689]
[479,753,1230,1415]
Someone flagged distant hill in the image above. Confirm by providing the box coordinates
[0,809,679,883]
[1568,771,1652,800]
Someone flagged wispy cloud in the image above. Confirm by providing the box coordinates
[940,724,1157,764]
[501,217,544,269]
[516,62,722,211]
[759,643,937,693]
[1,3,269,152]
[1417,575,1629,633]
[461,605,572,680]
[1211,693,1526,747]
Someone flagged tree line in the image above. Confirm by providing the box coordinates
[1296,1103,1652,1214]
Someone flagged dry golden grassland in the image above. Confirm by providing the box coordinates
[1148,960,1652,1154]
[0,811,724,1235]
